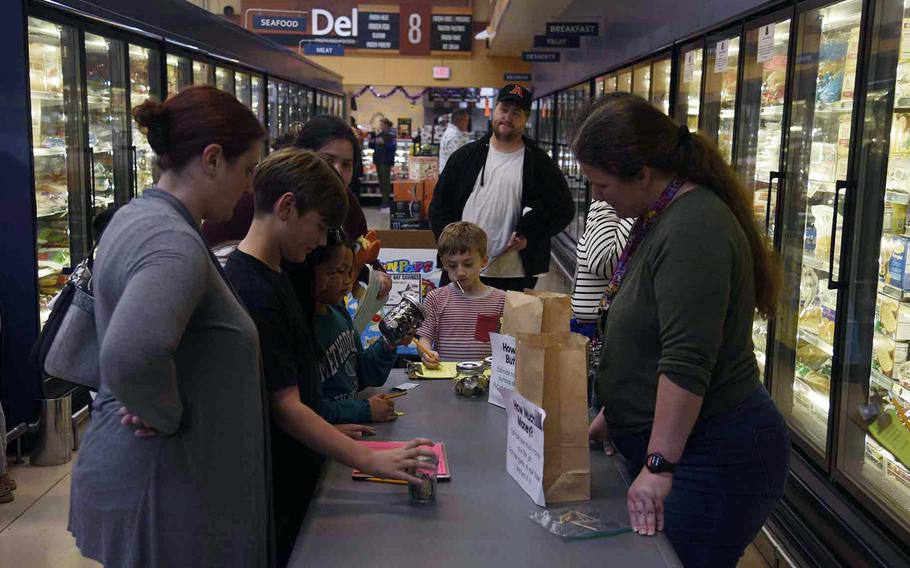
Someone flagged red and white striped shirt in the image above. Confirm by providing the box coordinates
[417,284,506,361]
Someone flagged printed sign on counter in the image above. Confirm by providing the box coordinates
[505,389,547,507]
[488,333,516,408]
[714,39,729,73]
[757,24,776,63]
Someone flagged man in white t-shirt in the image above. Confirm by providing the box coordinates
[429,84,573,292]
[438,109,470,174]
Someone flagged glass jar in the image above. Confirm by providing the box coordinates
[409,455,438,503]
[454,361,488,397]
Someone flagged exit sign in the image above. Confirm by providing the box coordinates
[433,66,451,79]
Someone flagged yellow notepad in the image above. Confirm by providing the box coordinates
[411,361,459,379]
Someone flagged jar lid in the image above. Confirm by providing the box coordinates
[456,361,484,374]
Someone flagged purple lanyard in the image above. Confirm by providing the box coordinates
[598,178,686,318]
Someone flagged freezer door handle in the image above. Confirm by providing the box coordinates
[87,147,96,214]
[828,179,849,290]
[129,146,137,197]
[765,171,782,235]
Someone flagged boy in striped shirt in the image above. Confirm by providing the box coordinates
[417,222,506,365]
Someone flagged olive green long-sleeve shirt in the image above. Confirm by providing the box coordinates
[597,187,761,438]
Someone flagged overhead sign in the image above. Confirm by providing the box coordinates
[253,15,306,31]
[504,73,531,82]
[304,43,344,56]
[357,11,400,49]
[533,35,579,48]
[431,14,472,51]
[428,88,480,102]
[399,0,431,56]
[522,51,560,62]
[545,22,599,37]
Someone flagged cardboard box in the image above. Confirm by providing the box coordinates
[393,180,423,202]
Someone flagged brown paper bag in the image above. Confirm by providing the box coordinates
[514,331,591,503]
[501,290,571,336]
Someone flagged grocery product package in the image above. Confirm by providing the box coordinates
[514,331,591,504]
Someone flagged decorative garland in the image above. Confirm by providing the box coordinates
[351,85,431,104]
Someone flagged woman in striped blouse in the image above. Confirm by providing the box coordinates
[573,200,634,456]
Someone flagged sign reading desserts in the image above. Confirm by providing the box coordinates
[244,2,472,55]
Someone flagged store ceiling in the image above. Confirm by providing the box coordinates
[486,0,575,56]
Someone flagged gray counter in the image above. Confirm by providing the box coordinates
[290,371,681,567]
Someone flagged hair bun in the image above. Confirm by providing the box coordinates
[132,99,171,154]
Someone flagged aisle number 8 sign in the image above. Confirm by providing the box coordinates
[400,0,430,55]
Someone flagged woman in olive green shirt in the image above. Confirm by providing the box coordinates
[572,94,789,568]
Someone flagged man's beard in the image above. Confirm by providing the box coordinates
[493,122,521,142]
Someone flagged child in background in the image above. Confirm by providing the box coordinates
[417,222,506,365]
[305,229,400,424]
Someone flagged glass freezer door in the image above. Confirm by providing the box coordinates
[836,0,910,537]
[235,71,251,108]
[734,14,792,383]
[278,82,289,134]
[268,79,278,140]
[603,74,618,93]
[704,32,742,164]
[251,75,264,125]
[84,33,130,216]
[675,44,704,131]
[771,0,863,460]
[633,62,651,100]
[128,44,160,195]
[166,54,191,97]
[28,17,88,324]
[193,60,213,86]
[651,57,672,114]
[215,66,233,94]
[618,67,633,93]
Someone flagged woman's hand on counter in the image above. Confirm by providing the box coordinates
[627,468,672,537]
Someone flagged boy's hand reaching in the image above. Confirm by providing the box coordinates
[368,394,397,422]
[363,438,437,484]
[335,424,376,439]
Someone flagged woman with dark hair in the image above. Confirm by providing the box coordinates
[68,86,271,567]
[573,94,789,567]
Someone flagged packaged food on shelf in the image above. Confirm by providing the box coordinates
[840,28,861,101]
[797,343,829,371]
[819,289,837,345]
[874,332,897,378]
[799,299,822,336]
[815,40,847,104]
[889,235,910,290]
[836,114,851,180]
[811,205,836,262]
[887,155,910,192]
[877,295,901,335]
[809,143,837,182]
[882,235,896,282]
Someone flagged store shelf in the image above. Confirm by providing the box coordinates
[30,90,64,102]
[880,282,910,302]
[803,254,840,275]
[33,147,67,157]
[871,369,910,406]
[798,328,835,357]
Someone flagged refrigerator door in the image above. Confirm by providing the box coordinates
[651,56,672,114]
[84,32,130,216]
[835,0,910,538]
[235,71,251,108]
[193,60,213,86]
[704,30,742,163]
[771,0,864,461]
[128,44,160,195]
[734,13,793,383]
[539,94,554,156]
[290,86,301,124]
[251,75,264,125]
[215,66,233,94]
[618,67,632,93]
[594,76,605,96]
[268,79,278,140]
[278,82,289,134]
[675,43,704,131]
[28,17,88,325]
[633,61,651,100]
[604,74,618,93]
[166,54,191,97]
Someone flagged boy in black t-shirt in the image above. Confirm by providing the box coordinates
[224,149,435,566]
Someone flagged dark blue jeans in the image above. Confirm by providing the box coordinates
[612,387,790,568]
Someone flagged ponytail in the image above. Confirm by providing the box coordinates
[572,94,781,317]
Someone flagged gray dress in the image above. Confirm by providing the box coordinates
[69,189,270,567]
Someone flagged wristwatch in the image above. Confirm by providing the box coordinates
[645,453,677,474]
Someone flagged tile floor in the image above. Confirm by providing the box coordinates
[0,206,771,568]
